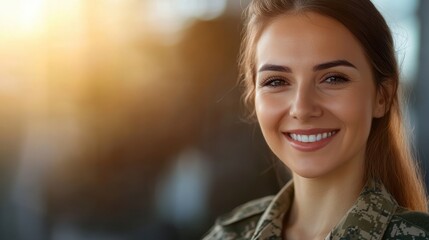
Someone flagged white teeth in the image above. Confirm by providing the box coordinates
[289,131,337,143]
[302,135,309,142]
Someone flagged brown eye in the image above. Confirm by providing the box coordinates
[262,77,288,88]
[323,75,350,85]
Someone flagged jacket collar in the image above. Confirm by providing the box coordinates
[251,179,398,240]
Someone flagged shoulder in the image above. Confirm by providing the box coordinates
[216,195,274,225]
[383,207,429,239]
[202,196,274,240]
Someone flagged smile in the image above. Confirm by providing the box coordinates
[284,129,340,152]
[289,130,338,143]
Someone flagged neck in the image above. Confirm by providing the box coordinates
[285,161,365,239]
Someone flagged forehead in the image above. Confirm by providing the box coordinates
[255,12,370,70]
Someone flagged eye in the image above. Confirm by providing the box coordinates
[261,77,288,88]
[323,75,350,85]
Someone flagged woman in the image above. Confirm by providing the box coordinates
[203,0,429,239]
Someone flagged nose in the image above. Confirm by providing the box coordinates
[289,86,323,120]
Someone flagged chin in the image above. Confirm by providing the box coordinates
[281,158,335,179]
[292,170,328,179]
[288,162,340,179]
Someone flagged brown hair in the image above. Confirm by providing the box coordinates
[240,0,428,211]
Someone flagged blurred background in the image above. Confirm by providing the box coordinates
[0,0,427,239]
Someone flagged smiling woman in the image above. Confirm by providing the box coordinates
[255,12,380,181]
[203,0,429,239]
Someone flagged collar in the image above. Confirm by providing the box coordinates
[251,179,398,240]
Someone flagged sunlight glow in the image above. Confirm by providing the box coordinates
[0,0,46,36]
[18,0,46,33]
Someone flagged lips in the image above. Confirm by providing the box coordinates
[283,129,340,152]
[289,130,338,143]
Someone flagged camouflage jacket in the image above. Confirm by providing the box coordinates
[202,180,429,240]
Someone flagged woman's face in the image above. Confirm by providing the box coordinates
[254,12,385,179]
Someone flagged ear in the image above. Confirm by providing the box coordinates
[373,80,394,118]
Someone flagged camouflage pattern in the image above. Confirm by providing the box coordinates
[202,179,429,240]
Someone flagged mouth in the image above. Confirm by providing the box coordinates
[283,129,340,152]
[287,130,339,143]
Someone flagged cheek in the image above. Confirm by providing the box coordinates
[255,93,288,130]
[328,91,375,129]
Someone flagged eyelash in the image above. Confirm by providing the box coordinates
[260,76,288,88]
[260,73,350,88]
[322,74,350,85]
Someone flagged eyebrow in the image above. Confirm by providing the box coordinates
[258,64,292,73]
[258,60,357,73]
[313,60,357,71]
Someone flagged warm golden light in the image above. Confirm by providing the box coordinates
[0,0,46,37]
[0,1,426,240]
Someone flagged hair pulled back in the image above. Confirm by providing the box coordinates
[240,0,428,211]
